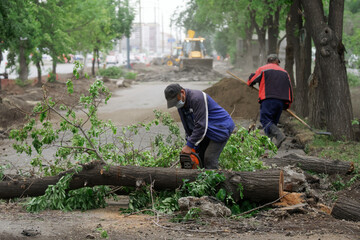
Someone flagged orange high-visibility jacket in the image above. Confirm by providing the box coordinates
[247,63,293,108]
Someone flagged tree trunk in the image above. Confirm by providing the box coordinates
[331,196,360,221]
[19,43,29,82]
[295,17,311,118]
[255,26,266,66]
[52,59,57,76]
[251,11,267,65]
[92,49,96,76]
[308,53,326,128]
[97,49,100,70]
[267,7,280,55]
[244,19,254,70]
[0,162,284,203]
[235,38,242,68]
[262,153,354,175]
[35,61,42,87]
[301,0,354,140]
[285,0,299,105]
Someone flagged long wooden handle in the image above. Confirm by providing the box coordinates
[226,70,313,131]
[226,70,256,89]
[285,109,313,131]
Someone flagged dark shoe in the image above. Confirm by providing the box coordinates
[269,124,286,148]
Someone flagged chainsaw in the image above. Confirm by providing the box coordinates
[180,149,203,169]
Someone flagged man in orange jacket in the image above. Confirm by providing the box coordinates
[247,54,293,148]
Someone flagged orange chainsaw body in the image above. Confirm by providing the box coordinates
[180,149,202,169]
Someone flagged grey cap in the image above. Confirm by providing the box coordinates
[164,83,182,108]
[267,54,280,63]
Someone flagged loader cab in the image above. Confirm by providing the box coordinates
[183,38,206,59]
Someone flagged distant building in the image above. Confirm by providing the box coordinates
[120,22,174,55]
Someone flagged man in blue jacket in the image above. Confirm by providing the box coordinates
[164,83,235,169]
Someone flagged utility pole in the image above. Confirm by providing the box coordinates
[154,0,157,53]
[162,13,164,54]
[139,0,142,53]
[127,37,131,69]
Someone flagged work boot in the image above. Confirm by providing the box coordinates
[269,124,286,148]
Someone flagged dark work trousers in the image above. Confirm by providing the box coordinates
[260,98,285,135]
[196,136,228,169]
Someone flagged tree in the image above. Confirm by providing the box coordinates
[301,0,354,140]
[3,0,39,82]
[284,0,312,118]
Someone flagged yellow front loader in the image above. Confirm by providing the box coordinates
[180,30,213,70]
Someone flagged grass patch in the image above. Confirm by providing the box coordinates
[124,71,137,79]
[98,66,124,78]
[348,72,360,87]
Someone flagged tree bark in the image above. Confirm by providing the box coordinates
[301,0,354,140]
[19,42,29,82]
[52,58,57,76]
[251,11,267,66]
[262,153,354,175]
[267,7,280,55]
[243,18,254,70]
[0,162,283,203]
[35,61,42,87]
[331,196,360,221]
[296,17,311,118]
[92,48,96,76]
[308,53,326,128]
[285,0,299,109]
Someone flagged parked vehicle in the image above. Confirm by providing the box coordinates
[106,55,118,65]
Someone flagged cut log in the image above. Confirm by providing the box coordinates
[0,161,283,203]
[331,196,360,221]
[262,153,354,175]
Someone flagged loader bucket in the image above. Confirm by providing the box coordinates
[180,58,213,71]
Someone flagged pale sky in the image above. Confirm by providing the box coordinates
[131,0,188,37]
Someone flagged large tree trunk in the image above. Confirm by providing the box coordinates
[308,53,326,128]
[262,153,354,175]
[0,162,284,203]
[301,0,354,140]
[19,43,29,82]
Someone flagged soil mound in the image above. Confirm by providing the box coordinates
[204,77,259,120]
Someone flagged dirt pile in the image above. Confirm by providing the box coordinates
[204,77,259,120]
